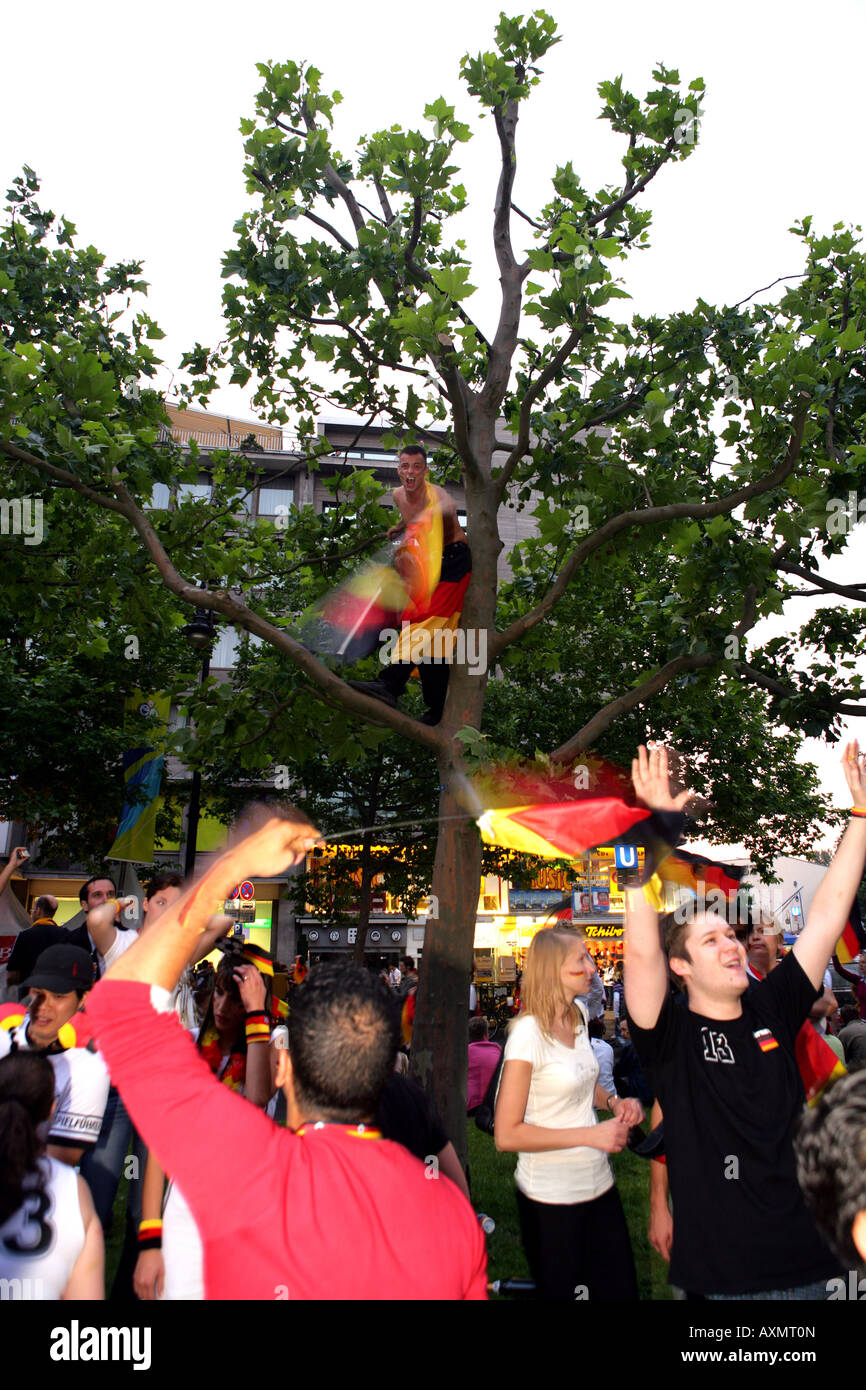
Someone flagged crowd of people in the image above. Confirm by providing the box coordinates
[2,745,866,1301]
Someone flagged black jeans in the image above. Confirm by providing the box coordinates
[516,1183,638,1301]
[380,660,450,721]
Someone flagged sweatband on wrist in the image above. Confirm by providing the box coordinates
[138,1219,162,1250]
[245,1011,270,1044]
[851,808,866,818]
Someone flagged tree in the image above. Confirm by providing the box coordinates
[3,15,866,1152]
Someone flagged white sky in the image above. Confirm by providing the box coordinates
[4,0,865,844]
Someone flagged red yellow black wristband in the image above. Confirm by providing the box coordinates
[138,1219,162,1250]
[245,1010,270,1044]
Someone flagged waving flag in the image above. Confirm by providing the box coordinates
[300,485,443,664]
[835,895,866,966]
[656,848,748,901]
[795,1023,846,1105]
[471,759,682,880]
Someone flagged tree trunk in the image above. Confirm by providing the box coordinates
[410,752,482,1169]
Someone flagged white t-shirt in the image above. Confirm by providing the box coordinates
[0,1020,110,1151]
[503,1007,613,1204]
[161,1026,246,1300]
[101,927,138,971]
[0,1158,84,1299]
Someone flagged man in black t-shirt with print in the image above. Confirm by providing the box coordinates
[624,742,866,1299]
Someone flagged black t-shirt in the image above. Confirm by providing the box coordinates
[7,922,68,980]
[376,1074,449,1163]
[630,951,843,1295]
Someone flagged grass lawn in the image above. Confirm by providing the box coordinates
[468,1121,672,1299]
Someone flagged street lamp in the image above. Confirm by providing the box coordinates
[181,607,216,878]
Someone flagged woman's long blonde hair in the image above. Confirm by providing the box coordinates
[516,927,588,1041]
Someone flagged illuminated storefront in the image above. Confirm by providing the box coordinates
[473,848,639,980]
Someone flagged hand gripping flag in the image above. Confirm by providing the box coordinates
[300,484,443,664]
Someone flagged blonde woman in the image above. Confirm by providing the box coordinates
[494,927,642,1300]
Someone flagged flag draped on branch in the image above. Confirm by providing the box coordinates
[300,484,443,664]
[471,760,682,880]
[108,694,170,864]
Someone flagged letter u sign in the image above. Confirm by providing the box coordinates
[614,846,638,869]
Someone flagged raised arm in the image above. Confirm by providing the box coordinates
[85,895,135,959]
[101,811,319,993]
[794,742,866,990]
[624,746,692,1030]
[0,846,30,898]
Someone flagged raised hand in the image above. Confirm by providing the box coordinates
[842,741,866,808]
[631,744,693,814]
[234,962,267,1014]
[227,810,321,882]
[87,895,136,935]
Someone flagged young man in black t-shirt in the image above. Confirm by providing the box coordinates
[624,742,866,1299]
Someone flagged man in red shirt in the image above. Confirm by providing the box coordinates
[84,812,487,1301]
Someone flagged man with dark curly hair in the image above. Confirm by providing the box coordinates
[795,1071,866,1277]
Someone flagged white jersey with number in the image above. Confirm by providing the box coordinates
[0,1158,84,1299]
[0,1021,110,1151]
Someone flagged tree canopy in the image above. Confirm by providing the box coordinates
[2,11,866,1144]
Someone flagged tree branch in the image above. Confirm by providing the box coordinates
[0,441,129,514]
[301,102,365,235]
[734,661,866,715]
[584,136,679,229]
[552,653,719,760]
[300,210,354,252]
[490,399,810,659]
[480,97,523,414]
[776,561,866,600]
[551,585,760,759]
[373,176,394,225]
[493,310,590,498]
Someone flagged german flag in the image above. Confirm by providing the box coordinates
[271,995,289,1020]
[473,758,682,880]
[300,485,443,664]
[835,895,866,967]
[795,1023,846,1105]
[657,849,748,901]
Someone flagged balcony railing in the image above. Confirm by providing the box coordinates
[166,428,292,452]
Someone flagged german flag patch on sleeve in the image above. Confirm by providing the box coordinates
[754,1027,779,1053]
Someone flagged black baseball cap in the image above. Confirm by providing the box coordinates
[24,944,95,994]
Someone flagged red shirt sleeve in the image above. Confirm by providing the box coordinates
[85,978,285,1239]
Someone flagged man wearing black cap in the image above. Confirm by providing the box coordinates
[0,944,110,1166]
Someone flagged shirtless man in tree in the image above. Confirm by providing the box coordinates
[349,444,472,725]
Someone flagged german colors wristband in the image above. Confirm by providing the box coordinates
[851,808,866,818]
[245,1010,270,1044]
[138,1219,162,1250]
